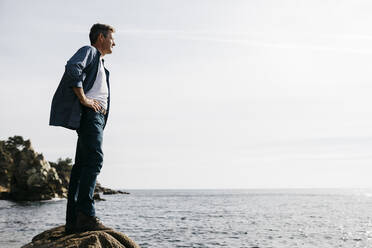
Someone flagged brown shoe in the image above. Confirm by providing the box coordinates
[75,212,111,232]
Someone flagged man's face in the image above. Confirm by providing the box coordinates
[101,31,115,55]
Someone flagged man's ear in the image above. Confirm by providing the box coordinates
[98,33,105,42]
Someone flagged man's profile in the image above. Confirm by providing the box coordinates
[49,23,116,234]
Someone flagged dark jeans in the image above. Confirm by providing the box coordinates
[66,106,105,225]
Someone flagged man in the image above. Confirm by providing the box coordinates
[49,23,116,234]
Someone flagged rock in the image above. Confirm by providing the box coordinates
[0,185,10,199]
[21,225,141,248]
[49,157,73,190]
[93,192,106,201]
[95,182,130,195]
[0,136,66,201]
[0,140,14,189]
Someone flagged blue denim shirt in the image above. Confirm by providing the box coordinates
[49,46,110,130]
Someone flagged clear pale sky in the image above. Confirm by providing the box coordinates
[2,0,372,189]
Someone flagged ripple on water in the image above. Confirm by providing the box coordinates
[2,190,372,248]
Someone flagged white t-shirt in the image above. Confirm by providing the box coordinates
[85,59,108,110]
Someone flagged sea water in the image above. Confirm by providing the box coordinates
[1,189,372,248]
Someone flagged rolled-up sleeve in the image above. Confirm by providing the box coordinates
[64,46,95,88]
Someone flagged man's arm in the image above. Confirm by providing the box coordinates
[73,87,101,112]
[65,46,96,88]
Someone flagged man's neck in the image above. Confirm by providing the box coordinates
[92,44,105,58]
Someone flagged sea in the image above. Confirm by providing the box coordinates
[1,189,372,248]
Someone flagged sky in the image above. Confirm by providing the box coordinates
[2,0,372,189]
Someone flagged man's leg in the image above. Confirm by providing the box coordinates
[75,107,110,231]
[65,136,84,232]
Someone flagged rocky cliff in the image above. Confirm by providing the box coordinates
[0,136,128,201]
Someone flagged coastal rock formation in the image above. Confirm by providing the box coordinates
[0,136,129,201]
[49,157,73,191]
[0,139,14,189]
[0,136,65,201]
[0,139,13,199]
[21,225,140,248]
[96,182,130,195]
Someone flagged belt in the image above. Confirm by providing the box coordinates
[98,108,107,115]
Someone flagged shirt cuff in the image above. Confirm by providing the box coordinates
[71,81,83,88]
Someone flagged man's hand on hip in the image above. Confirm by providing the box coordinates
[80,97,101,112]
[73,87,101,112]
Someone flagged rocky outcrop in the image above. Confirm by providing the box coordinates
[49,157,73,191]
[0,140,13,190]
[0,139,13,199]
[0,136,129,201]
[96,182,130,195]
[0,136,66,201]
[21,225,140,248]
